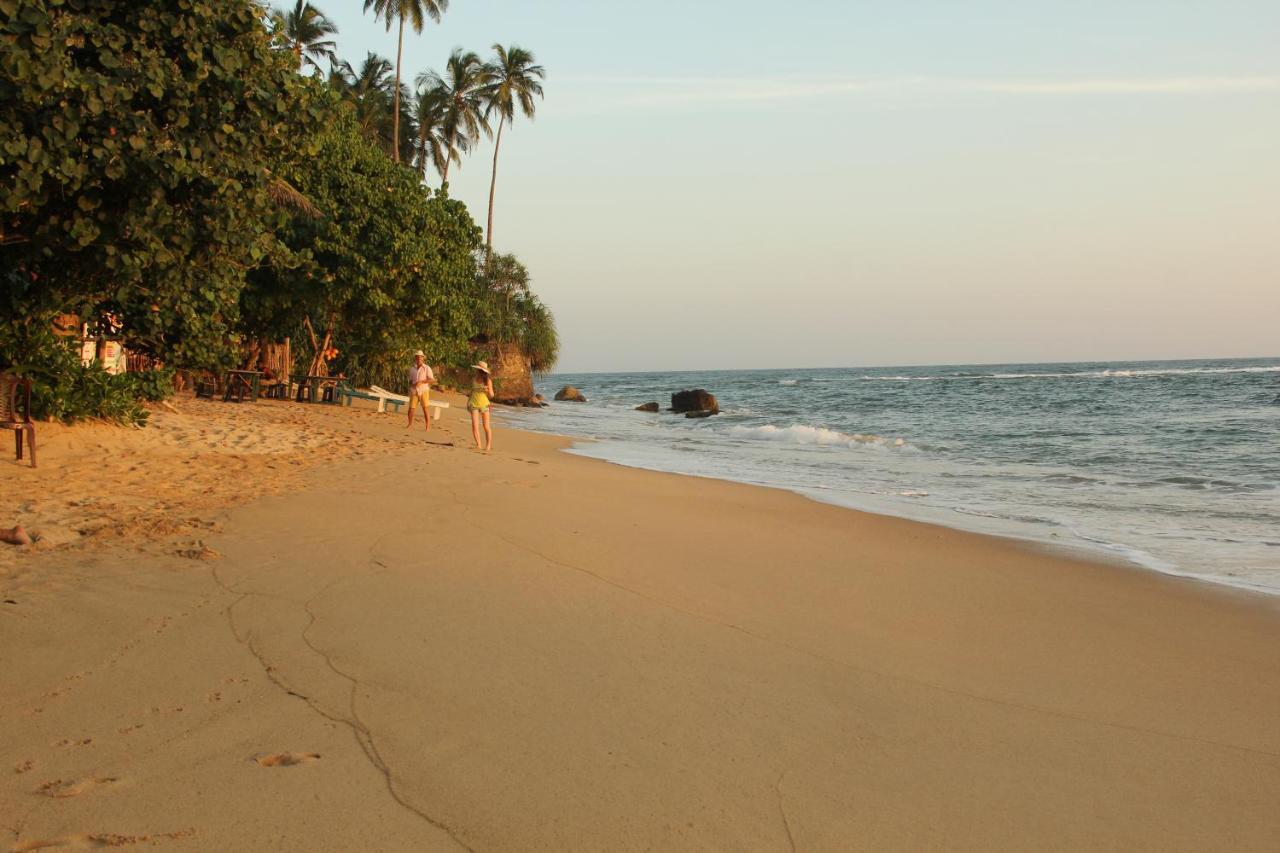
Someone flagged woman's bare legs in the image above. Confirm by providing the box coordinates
[481,409,493,452]
[470,409,483,449]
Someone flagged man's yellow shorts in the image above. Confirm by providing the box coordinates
[410,390,430,407]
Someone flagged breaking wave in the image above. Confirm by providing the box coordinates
[728,423,908,449]
[844,365,1280,382]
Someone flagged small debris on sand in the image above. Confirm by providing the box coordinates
[2,525,32,547]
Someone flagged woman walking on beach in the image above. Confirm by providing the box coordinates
[468,361,495,452]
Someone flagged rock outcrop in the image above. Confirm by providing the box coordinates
[670,389,719,415]
[685,410,716,419]
[635,402,660,412]
[488,346,536,405]
[555,385,587,402]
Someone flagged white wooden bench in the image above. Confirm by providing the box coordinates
[367,385,449,419]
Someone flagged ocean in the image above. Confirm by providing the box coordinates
[507,358,1280,595]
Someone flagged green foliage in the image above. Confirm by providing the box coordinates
[418,49,491,183]
[0,0,331,371]
[122,367,176,403]
[271,1,338,71]
[242,115,484,387]
[42,366,152,427]
[477,254,559,372]
[1,0,559,420]
[0,270,167,425]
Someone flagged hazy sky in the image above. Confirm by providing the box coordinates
[316,1,1279,372]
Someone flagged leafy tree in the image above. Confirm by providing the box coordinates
[362,0,447,165]
[242,116,484,387]
[480,44,543,252]
[0,0,331,387]
[418,49,489,185]
[273,0,338,71]
[475,253,558,372]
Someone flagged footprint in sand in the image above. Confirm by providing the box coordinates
[11,829,192,850]
[35,776,119,798]
[15,759,34,774]
[253,752,320,768]
[51,738,93,748]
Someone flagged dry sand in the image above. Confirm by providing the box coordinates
[2,395,1278,851]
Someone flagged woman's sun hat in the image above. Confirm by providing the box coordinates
[472,361,491,374]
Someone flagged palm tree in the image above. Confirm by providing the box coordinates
[417,49,490,186]
[275,0,338,71]
[411,84,457,183]
[480,45,543,252]
[340,53,396,147]
[362,0,448,164]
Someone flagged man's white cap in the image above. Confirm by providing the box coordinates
[414,350,425,358]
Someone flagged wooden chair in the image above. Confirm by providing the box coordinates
[0,373,36,468]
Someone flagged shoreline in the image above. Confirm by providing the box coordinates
[531,425,1280,605]
[524,357,1280,598]
[4,397,1279,850]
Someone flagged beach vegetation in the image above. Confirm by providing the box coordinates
[362,0,448,165]
[240,115,483,388]
[0,0,330,420]
[272,0,339,71]
[474,254,559,373]
[479,45,544,252]
[417,49,491,186]
[0,0,558,420]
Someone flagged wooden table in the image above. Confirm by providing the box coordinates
[295,374,339,403]
[224,369,261,403]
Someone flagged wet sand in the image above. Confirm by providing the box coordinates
[2,395,1278,851]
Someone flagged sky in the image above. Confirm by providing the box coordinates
[315,1,1279,372]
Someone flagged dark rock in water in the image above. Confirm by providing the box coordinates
[635,402,660,412]
[671,389,719,414]
[685,410,716,419]
[532,394,549,408]
[554,385,587,402]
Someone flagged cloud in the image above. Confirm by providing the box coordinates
[554,74,1280,109]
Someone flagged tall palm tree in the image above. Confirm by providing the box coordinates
[417,49,490,186]
[480,44,543,252]
[362,0,448,164]
[275,0,338,71]
[411,84,458,183]
[344,53,396,148]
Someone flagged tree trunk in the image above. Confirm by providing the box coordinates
[442,127,456,185]
[417,123,427,181]
[392,16,404,163]
[485,116,505,253]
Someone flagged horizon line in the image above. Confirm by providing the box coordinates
[543,354,1280,377]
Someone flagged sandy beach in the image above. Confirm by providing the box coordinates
[2,396,1278,852]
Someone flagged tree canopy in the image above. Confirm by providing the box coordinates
[243,115,483,387]
[1,0,330,369]
[0,0,558,421]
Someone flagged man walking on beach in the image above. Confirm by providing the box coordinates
[407,350,435,432]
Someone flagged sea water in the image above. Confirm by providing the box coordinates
[506,358,1280,595]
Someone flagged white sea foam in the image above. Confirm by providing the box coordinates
[850,365,1280,382]
[523,358,1280,596]
[728,423,907,449]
